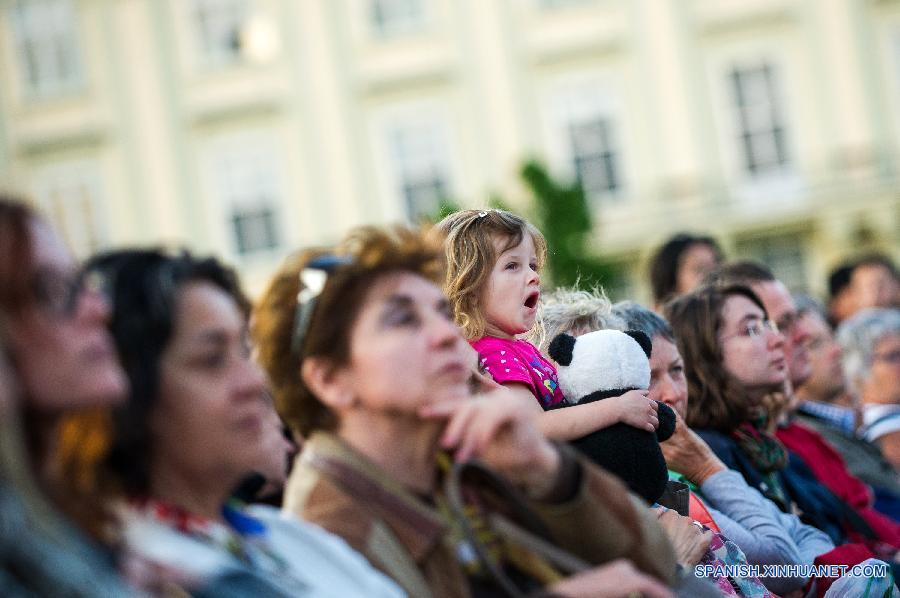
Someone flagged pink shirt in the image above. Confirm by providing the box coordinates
[471,336,565,409]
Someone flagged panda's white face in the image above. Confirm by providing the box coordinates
[555,330,650,404]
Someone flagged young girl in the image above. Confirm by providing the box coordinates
[437,209,659,440]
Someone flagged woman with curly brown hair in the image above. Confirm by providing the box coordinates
[253,224,681,598]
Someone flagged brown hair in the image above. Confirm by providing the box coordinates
[252,225,445,436]
[0,196,38,314]
[663,284,768,433]
[0,196,114,541]
[436,209,547,340]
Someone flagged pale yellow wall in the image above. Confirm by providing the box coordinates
[0,0,896,300]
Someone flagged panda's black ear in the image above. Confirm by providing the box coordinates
[548,333,576,366]
[624,330,652,358]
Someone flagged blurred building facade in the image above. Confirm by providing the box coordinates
[0,0,898,298]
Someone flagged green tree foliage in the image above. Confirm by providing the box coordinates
[519,160,620,290]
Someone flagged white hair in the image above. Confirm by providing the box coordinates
[530,286,625,355]
[836,307,900,395]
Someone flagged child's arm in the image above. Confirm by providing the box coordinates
[537,390,660,442]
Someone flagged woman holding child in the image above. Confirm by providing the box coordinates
[253,224,681,597]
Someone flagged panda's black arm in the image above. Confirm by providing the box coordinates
[655,402,676,441]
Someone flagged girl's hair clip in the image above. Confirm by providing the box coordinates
[477,211,489,218]
[290,254,352,355]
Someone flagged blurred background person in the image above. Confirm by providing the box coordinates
[829,256,900,327]
[649,233,724,310]
[838,308,900,471]
[0,196,131,595]
[232,394,298,506]
[87,248,405,596]
[792,297,900,516]
[793,296,852,417]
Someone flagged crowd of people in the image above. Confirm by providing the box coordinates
[0,193,898,597]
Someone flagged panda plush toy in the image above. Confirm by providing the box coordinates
[547,329,676,504]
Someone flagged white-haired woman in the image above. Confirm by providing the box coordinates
[838,308,900,469]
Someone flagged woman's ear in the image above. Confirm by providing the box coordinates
[301,358,356,410]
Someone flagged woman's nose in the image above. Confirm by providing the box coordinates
[655,378,679,408]
[767,328,785,350]
[238,359,268,396]
[429,312,462,347]
[76,285,112,325]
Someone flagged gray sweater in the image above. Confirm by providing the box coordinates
[699,469,835,594]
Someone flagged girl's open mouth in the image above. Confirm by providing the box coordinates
[524,291,539,309]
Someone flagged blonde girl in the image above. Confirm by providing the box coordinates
[437,209,659,441]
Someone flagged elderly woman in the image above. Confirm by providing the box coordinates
[253,226,682,598]
[838,308,900,469]
[87,248,406,597]
[0,196,131,595]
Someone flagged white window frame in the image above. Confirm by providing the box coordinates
[544,74,626,206]
[369,0,428,38]
[205,132,284,258]
[31,160,107,257]
[729,61,790,178]
[10,0,84,98]
[190,0,250,69]
[735,233,808,293]
[372,104,456,222]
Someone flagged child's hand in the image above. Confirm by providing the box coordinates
[610,389,658,432]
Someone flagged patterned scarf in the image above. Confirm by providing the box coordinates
[731,410,789,474]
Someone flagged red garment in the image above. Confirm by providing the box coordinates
[809,543,876,598]
[777,421,900,548]
[688,492,721,533]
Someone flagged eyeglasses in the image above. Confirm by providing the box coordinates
[775,311,798,335]
[30,267,109,319]
[721,318,779,341]
[290,254,351,355]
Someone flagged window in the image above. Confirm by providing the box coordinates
[11,0,83,97]
[210,136,282,256]
[736,234,808,293]
[537,0,593,9]
[370,0,426,37]
[568,117,620,198]
[730,62,789,176]
[191,0,249,68]
[546,75,625,205]
[230,207,278,254]
[387,120,452,221]
[32,161,106,257]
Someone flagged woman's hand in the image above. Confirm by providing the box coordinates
[660,412,726,485]
[610,390,658,432]
[419,373,560,499]
[654,507,712,568]
[548,559,673,598]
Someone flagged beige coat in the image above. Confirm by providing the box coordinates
[284,432,677,598]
